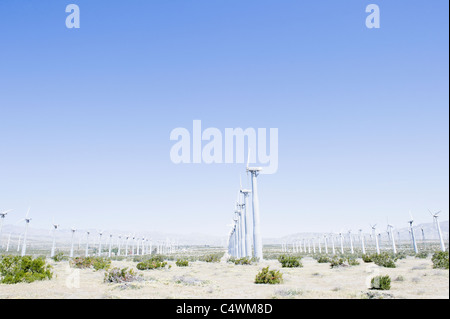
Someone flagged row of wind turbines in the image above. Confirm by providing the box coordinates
[0,208,179,258]
[281,210,447,255]
[227,153,264,260]
[225,152,447,260]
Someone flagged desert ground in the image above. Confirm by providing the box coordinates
[0,255,448,299]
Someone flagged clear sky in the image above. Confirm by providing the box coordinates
[0,0,448,238]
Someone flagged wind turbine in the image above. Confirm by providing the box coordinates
[240,176,252,258]
[246,149,263,260]
[6,232,11,252]
[429,210,446,251]
[323,235,328,254]
[131,234,136,255]
[386,221,397,254]
[348,230,354,254]
[69,227,76,258]
[117,235,122,256]
[17,234,22,252]
[125,234,130,256]
[420,227,426,249]
[339,232,344,254]
[359,229,366,255]
[85,231,90,257]
[236,192,245,258]
[370,224,380,254]
[108,234,113,258]
[408,212,418,253]
[317,237,322,254]
[97,231,104,256]
[20,207,32,256]
[330,234,336,255]
[50,219,60,258]
[0,209,13,249]
[233,212,240,258]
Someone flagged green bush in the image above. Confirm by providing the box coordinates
[415,251,428,259]
[104,267,142,283]
[176,259,189,267]
[395,252,407,260]
[233,257,256,265]
[70,256,111,271]
[93,257,112,271]
[200,254,222,263]
[371,275,391,290]
[432,251,449,269]
[330,256,346,268]
[136,259,169,270]
[278,255,303,268]
[255,267,283,284]
[316,255,331,263]
[0,255,53,284]
[362,253,397,268]
[347,257,360,266]
[51,252,68,262]
[372,253,397,268]
[362,254,373,263]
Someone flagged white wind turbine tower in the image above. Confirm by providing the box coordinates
[132,234,136,255]
[233,216,239,257]
[323,235,328,254]
[359,229,366,255]
[6,233,12,252]
[20,207,32,256]
[70,228,76,258]
[125,234,130,256]
[318,237,322,254]
[339,232,344,254]
[97,231,104,256]
[117,235,122,256]
[371,224,380,254]
[236,192,245,258]
[246,150,263,260]
[240,176,252,258]
[386,220,397,254]
[0,209,13,249]
[141,236,146,255]
[136,235,139,255]
[408,212,418,253]
[17,234,22,252]
[330,234,336,255]
[233,210,241,258]
[50,219,60,258]
[429,210,446,251]
[420,228,426,249]
[348,230,354,254]
[85,231,90,257]
[108,234,113,258]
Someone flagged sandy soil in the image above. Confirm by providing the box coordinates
[0,257,448,299]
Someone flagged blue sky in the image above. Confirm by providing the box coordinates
[0,0,448,237]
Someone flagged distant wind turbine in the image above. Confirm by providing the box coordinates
[408,212,418,253]
[247,149,263,260]
[371,224,380,254]
[429,210,446,252]
[20,207,32,256]
[50,219,60,258]
[70,227,76,258]
[0,209,13,249]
